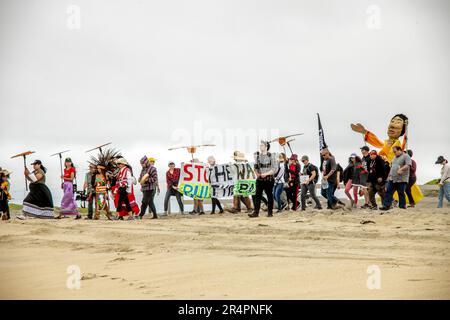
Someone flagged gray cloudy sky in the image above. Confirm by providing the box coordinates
[1,0,449,196]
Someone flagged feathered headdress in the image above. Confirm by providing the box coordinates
[88,148,122,173]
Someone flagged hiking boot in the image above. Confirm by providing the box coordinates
[267,213,273,217]
[248,213,259,218]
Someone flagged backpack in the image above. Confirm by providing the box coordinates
[305,164,319,184]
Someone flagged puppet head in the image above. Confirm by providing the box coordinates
[387,114,408,139]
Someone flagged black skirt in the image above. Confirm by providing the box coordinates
[23,183,54,218]
[0,192,8,213]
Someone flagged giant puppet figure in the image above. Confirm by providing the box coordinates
[351,114,423,203]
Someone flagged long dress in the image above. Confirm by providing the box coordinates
[112,167,139,217]
[364,131,423,203]
[23,169,54,219]
[60,167,78,216]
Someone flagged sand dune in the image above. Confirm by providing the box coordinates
[0,197,449,299]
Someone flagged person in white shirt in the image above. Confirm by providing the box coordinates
[436,156,450,208]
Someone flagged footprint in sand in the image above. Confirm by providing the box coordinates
[108,257,135,263]
[81,273,97,281]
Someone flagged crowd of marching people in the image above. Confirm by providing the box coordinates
[1,114,449,221]
[0,145,449,221]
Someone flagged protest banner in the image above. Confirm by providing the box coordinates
[230,162,257,196]
[178,162,211,200]
[207,163,234,198]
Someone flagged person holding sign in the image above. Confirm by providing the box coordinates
[207,156,224,214]
[190,158,206,215]
[228,151,253,214]
[249,141,278,218]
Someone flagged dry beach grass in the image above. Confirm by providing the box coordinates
[0,197,449,299]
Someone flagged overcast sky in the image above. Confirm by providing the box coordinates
[1,0,449,197]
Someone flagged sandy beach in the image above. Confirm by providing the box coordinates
[0,197,449,300]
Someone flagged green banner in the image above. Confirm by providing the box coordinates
[233,179,256,196]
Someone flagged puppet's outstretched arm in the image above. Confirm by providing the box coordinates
[351,123,384,148]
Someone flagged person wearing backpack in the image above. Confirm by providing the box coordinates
[300,155,322,210]
[248,141,279,218]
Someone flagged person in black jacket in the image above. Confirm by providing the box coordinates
[367,150,386,209]
[300,156,322,210]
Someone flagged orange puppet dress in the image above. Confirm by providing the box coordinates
[364,131,423,204]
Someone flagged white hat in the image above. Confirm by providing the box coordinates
[0,169,12,176]
[116,158,129,165]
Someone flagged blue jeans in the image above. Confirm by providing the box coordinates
[438,183,450,208]
[383,181,407,209]
[273,183,285,209]
[320,183,336,209]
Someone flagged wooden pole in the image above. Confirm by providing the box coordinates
[23,155,28,191]
[286,142,294,155]
[59,154,64,185]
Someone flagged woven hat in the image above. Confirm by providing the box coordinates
[232,151,246,161]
